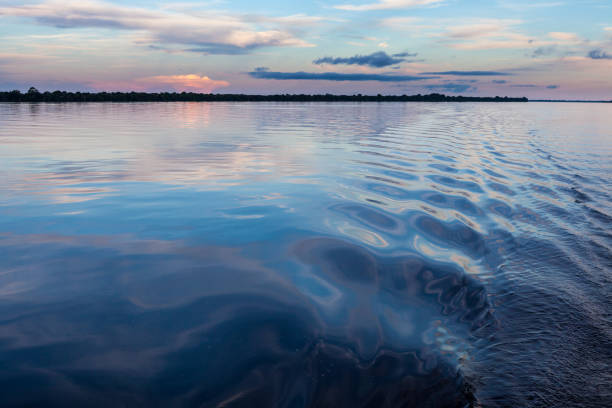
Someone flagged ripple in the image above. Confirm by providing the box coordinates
[427,175,484,194]
[0,102,611,407]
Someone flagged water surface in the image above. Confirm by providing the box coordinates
[0,102,610,407]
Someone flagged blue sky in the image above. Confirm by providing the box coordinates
[0,0,611,98]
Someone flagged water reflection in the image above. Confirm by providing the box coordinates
[0,102,611,407]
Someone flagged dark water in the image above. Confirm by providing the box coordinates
[0,102,610,407]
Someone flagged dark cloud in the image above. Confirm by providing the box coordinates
[506,84,559,89]
[313,51,407,68]
[424,83,475,93]
[150,44,253,55]
[447,79,478,83]
[587,49,612,59]
[183,45,254,55]
[532,46,556,58]
[421,71,511,76]
[492,80,507,84]
[392,52,418,58]
[248,70,437,82]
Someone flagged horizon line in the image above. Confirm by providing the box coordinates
[1,89,610,103]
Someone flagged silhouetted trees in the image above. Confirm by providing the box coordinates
[0,89,530,103]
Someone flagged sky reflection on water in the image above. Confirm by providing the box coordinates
[0,102,611,407]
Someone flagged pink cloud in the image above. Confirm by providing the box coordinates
[91,74,230,93]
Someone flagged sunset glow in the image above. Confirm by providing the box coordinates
[1,0,611,98]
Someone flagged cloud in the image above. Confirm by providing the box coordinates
[437,19,539,50]
[245,14,338,27]
[511,84,537,88]
[0,53,57,65]
[334,0,444,11]
[424,83,475,93]
[139,75,229,92]
[380,17,423,30]
[492,80,507,84]
[248,70,437,82]
[313,51,408,67]
[0,0,311,54]
[421,71,511,76]
[546,85,559,89]
[532,46,557,58]
[548,32,580,42]
[393,52,418,57]
[444,22,515,39]
[587,49,612,59]
[91,74,230,92]
[439,24,581,51]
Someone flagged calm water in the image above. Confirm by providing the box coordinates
[0,102,610,407]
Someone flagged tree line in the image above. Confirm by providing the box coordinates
[0,87,529,103]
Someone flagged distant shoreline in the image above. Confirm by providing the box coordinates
[1,89,528,103]
[2,90,610,103]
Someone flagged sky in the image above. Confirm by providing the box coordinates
[0,0,611,99]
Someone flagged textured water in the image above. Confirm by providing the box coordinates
[0,102,610,407]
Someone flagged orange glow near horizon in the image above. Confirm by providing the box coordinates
[91,75,230,93]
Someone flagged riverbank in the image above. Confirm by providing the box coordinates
[1,89,528,103]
